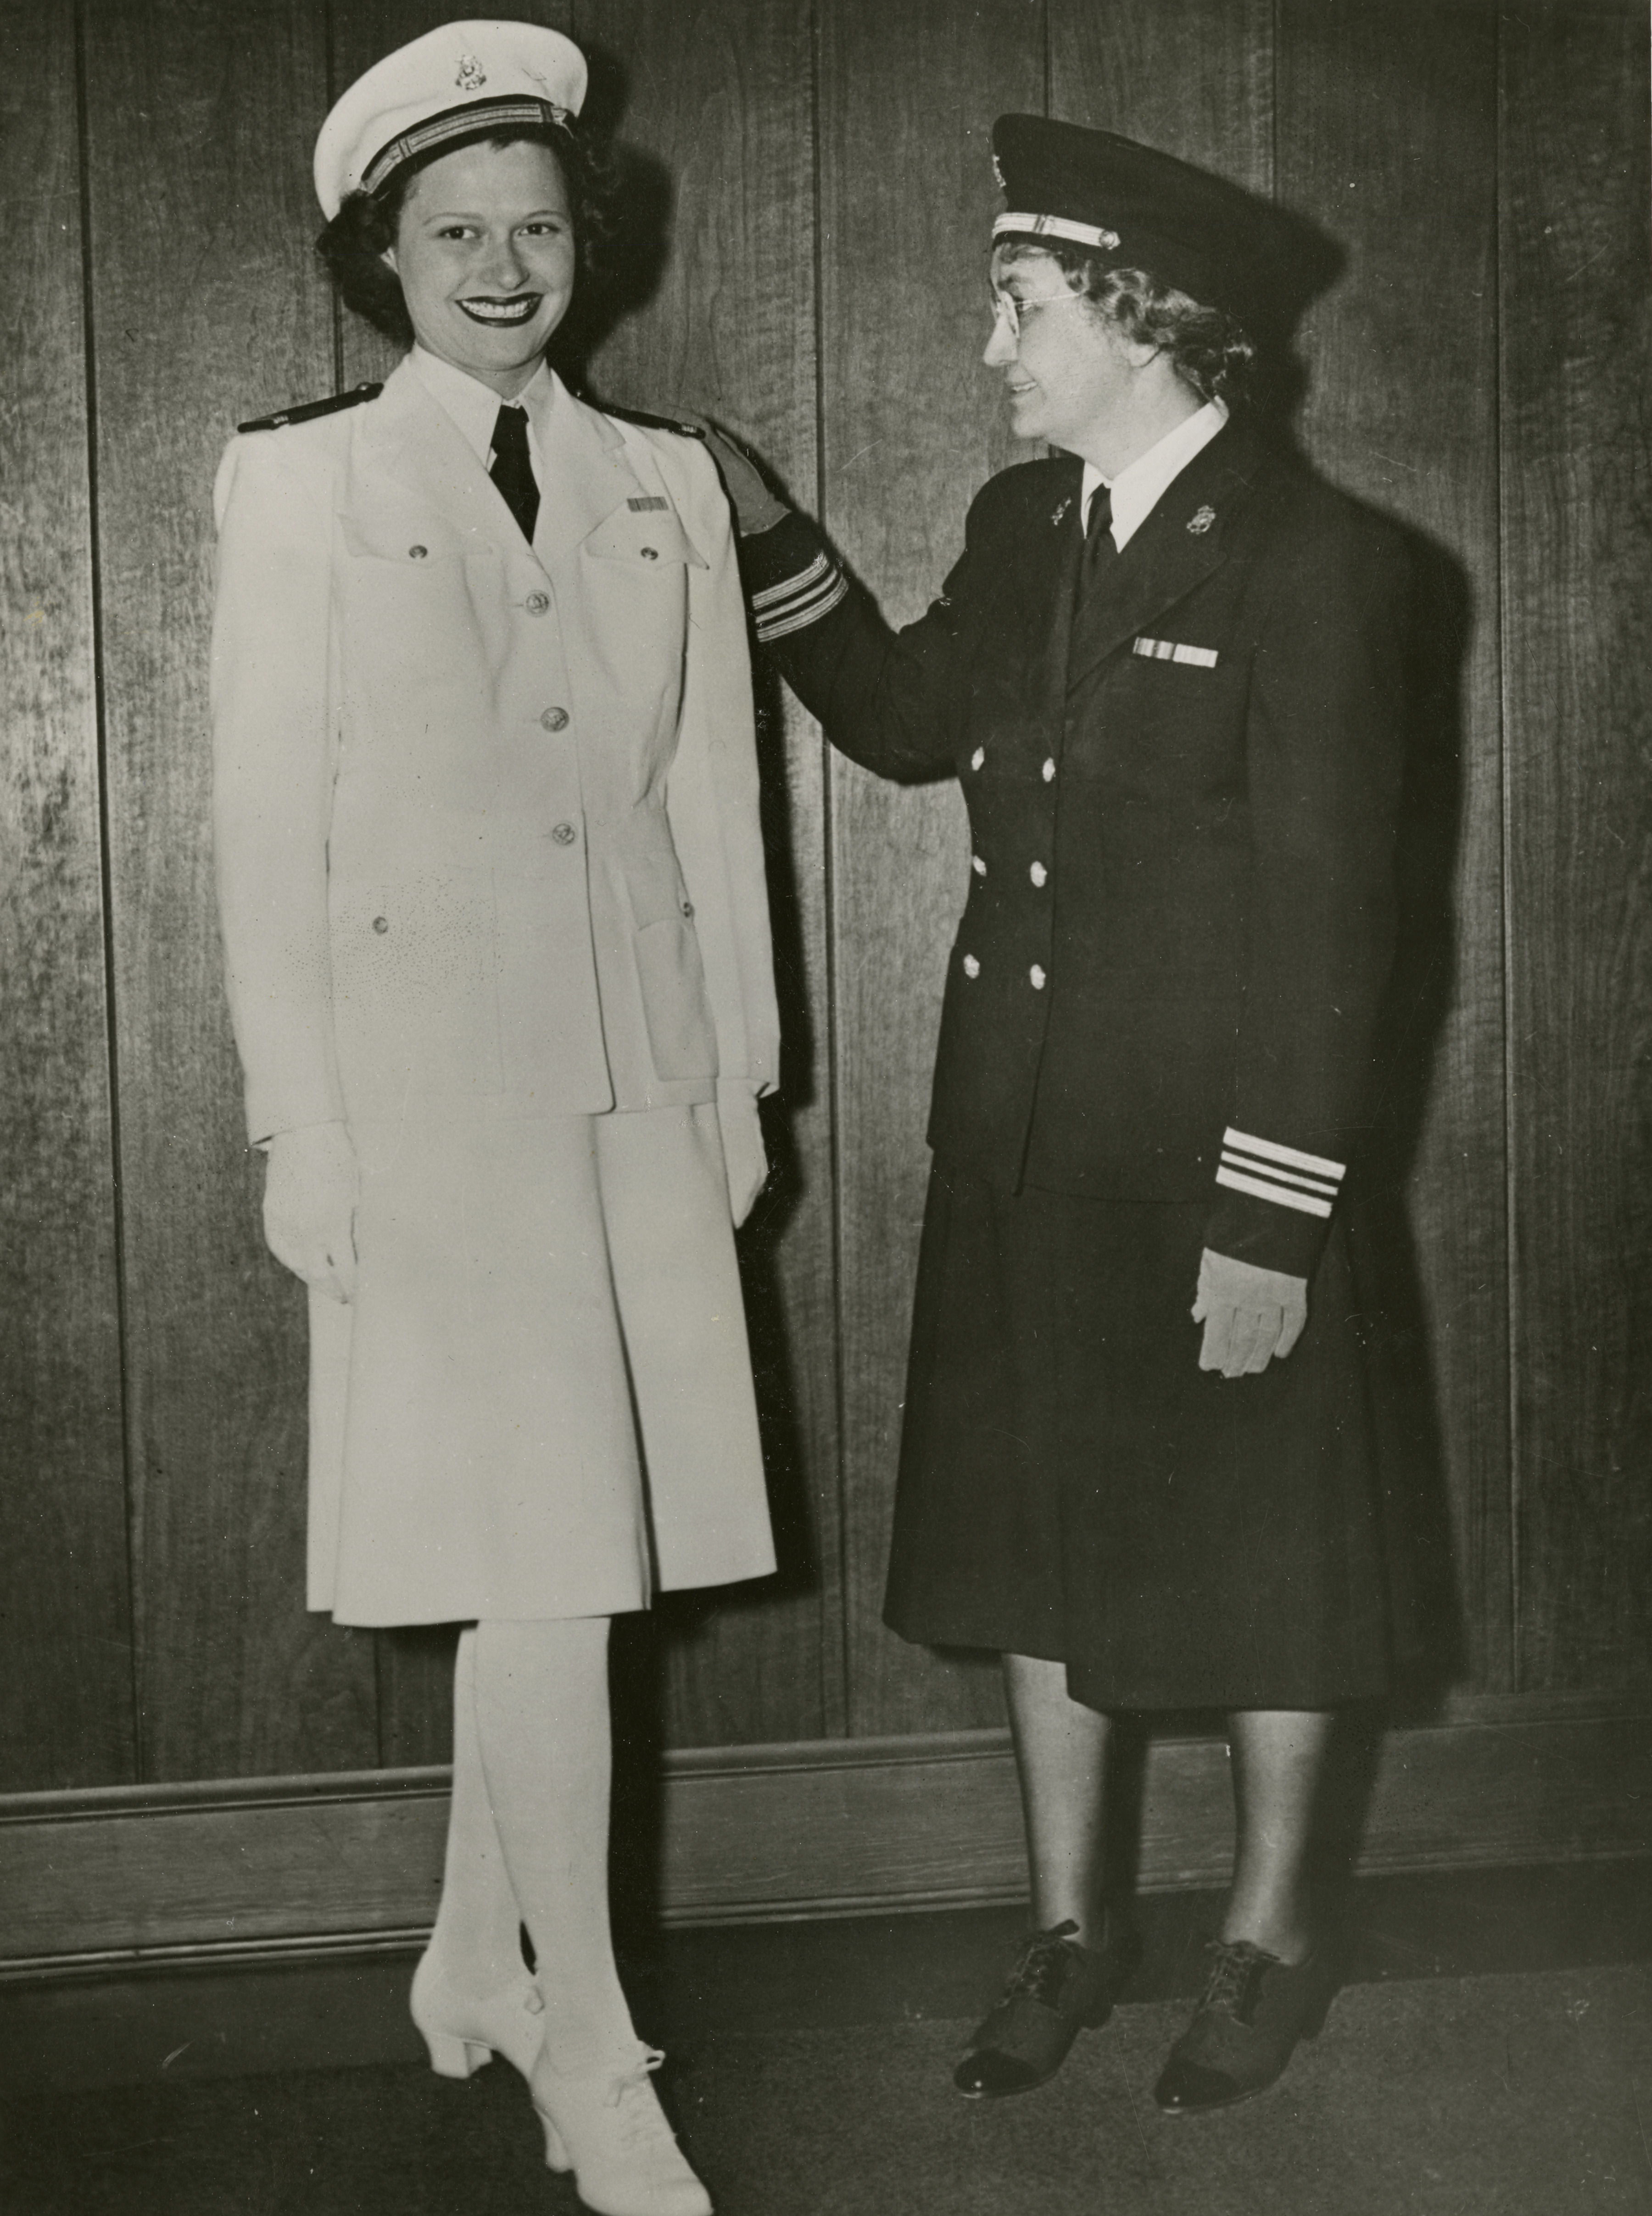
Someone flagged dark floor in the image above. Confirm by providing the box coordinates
[3,1864,1650,2215]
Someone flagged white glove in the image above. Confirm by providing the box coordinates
[692,420,791,536]
[262,1121,359,1303]
[1192,1247,1307,1377]
[716,1080,770,1228]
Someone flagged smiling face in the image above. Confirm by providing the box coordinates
[983,245,1149,465]
[384,136,575,397]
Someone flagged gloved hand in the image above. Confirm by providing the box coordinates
[716,1079,770,1228]
[262,1121,359,1303]
[1192,1247,1307,1377]
[689,419,792,537]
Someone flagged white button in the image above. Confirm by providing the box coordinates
[541,706,569,731]
[962,954,980,979]
[970,747,985,771]
[972,855,987,876]
[1030,964,1046,989]
[526,591,550,614]
[1042,758,1056,782]
[1030,861,1047,887]
[550,822,577,846]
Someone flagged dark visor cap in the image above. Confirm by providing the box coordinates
[990,115,1340,335]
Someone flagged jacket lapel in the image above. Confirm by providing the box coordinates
[523,371,649,571]
[355,356,528,563]
[1064,418,1272,692]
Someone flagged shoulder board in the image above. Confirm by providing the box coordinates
[237,381,383,435]
[597,401,707,441]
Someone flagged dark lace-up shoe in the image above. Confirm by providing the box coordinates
[1153,1938,1335,2114]
[954,1919,1136,2098]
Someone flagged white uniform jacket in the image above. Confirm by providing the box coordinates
[212,355,779,1156]
[209,357,781,1624]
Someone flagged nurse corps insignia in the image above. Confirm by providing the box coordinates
[1188,505,1217,535]
[455,53,486,89]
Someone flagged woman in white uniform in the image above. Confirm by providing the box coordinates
[211,23,778,2215]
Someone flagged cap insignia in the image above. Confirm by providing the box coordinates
[455,53,486,90]
[1187,505,1216,536]
[1050,497,1072,528]
[991,153,1006,189]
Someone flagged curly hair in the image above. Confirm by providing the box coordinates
[316,116,617,347]
[993,235,1256,406]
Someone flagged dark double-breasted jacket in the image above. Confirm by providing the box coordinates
[741,414,1411,1278]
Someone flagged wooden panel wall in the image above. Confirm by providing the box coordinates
[2,0,1648,1803]
[0,0,134,1790]
[1501,1,1652,1690]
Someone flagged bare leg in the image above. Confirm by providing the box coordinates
[470,1615,636,2070]
[1222,1707,1333,1962]
[1003,1652,1111,1942]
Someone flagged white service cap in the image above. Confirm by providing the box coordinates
[313,19,587,218]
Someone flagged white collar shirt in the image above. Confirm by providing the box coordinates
[1081,396,1229,549]
[409,344,552,488]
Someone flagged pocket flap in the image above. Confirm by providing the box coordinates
[581,501,706,569]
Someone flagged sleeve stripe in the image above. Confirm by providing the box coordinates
[1215,1166,1334,1217]
[751,553,833,609]
[1219,1149,1339,1200]
[1222,1126,1345,1180]
[754,567,848,642]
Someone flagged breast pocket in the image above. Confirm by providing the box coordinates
[1095,652,1250,799]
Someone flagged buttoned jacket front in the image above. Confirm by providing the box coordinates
[212,356,778,1147]
[746,417,1410,1277]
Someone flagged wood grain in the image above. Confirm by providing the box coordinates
[1049,0,1273,188]
[1500,1,1652,1691]
[571,0,843,1750]
[0,0,135,1790]
[819,0,1044,1737]
[82,0,379,1778]
[1277,0,1508,1691]
[4,1692,1646,1965]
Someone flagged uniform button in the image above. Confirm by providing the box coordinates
[970,747,985,771]
[1030,964,1046,989]
[1030,861,1048,887]
[681,899,694,918]
[541,705,569,731]
[407,544,428,561]
[525,591,550,614]
[640,546,659,561]
[1042,757,1056,782]
[550,822,577,846]
[972,855,987,876]
[372,915,389,934]
[962,954,981,979]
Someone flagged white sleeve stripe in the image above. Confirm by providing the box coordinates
[1219,1150,1339,1199]
[1215,1166,1334,1217]
[752,553,833,609]
[755,573,848,640]
[1222,1126,1345,1179]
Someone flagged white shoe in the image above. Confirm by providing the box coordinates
[530,2041,712,2216]
[409,1952,550,2082]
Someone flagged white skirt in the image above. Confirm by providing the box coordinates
[305,1103,776,1624]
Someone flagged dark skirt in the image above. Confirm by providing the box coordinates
[883,1157,1395,1712]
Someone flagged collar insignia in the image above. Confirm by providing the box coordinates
[455,54,486,90]
[1051,497,1072,528]
[1187,505,1216,536]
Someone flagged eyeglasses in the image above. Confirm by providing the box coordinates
[988,287,1086,338]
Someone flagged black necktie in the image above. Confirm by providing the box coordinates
[1077,484,1116,603]
[489,404,539,544]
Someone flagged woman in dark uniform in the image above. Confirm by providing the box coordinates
[709,117,1409,2113]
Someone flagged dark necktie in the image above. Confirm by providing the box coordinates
[489,403,539,544]
[1077,484,1116,603]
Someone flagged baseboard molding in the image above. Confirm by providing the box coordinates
[3,1691,1647,1979]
